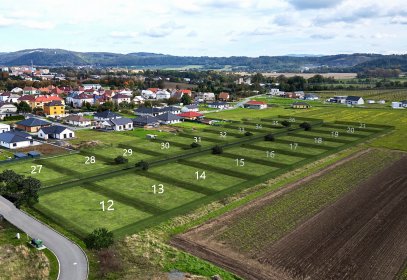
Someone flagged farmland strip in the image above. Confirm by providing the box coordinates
[242,144,311,158]
[221,152,289,169]
[117,144,163,156]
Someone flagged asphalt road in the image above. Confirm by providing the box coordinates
[0,196,88,280]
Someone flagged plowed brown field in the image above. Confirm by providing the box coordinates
[172,151,407,280]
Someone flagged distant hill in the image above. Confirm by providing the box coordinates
[0,49,406,72]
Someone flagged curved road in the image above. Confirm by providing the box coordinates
[0,196,88,280]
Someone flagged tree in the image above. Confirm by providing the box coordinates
[244,131,253,136]
[190,142,201,148]
[212,145,223,155]
[136,160,149,170]
[84,228,114,250]
[180,94,192,105]
[264,134,275,141]
[281,120,291,127]
[114,156,128,164]
[17,101,32,113]
[299,122,312,131]
[0,170,41,208]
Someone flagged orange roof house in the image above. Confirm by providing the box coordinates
[177,111,203,120]
[33,95,65,109]
[218,92,230,101]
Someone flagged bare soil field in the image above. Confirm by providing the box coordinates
[172,150,407,280]
[17,143,71,156]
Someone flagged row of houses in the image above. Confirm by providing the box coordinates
[327,96,365,105]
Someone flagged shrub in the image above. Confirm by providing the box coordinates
[244,131,253,136]
[136,160,150,170]
[281,120,291,127]
[3,115,24,121]
[190,142,201,148]
[212,145,223,155]
[84,228,114,250]
[114,155,128,164]
[300,122,312,131]
[264,134,275,141]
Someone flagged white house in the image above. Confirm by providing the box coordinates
[64,115,92,127]
[207,101,229,109]
[345,96,364,105]
[195,92,215,102]
[0,103,18,120]
[157,112,181,124]
[267,88,280,96]
[392,101,407,109]
[11,87,23,93]
[0,131,33,149]
[117,89,133,96]
[101,118,133,131]
[0,123,10,133]
[71,93,94,108]
[156,90,171,100]
[141,89,156,99]
[38,125,75,140]
[112,94,131,105]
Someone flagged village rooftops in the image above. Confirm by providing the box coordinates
[0,131,31,143]
[157,112,181,122]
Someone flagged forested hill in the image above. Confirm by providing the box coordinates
[0,49,406,72]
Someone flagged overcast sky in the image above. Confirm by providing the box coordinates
[0,0,406,56]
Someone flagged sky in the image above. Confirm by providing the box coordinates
[0,0,406,56]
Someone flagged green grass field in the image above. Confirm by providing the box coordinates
[22,116,389,239]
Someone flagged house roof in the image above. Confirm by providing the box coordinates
[133,115,159,125]
[109,117,133,126]
[112,94,130,99]
[40,125,72,135]
[246,100,266,105]
[135,107,162,114]
[94,110,121,119]
[346,96,362,101]
[16,118,50,127]
[218,92,230,99]
[157,112,181,122]
[74,93,93,100]
[35,95,63,103]
[147,88,160,93]
[179,89,192,94]
[161,106,181,112]
[18,95,36,101]
[177,111,203,118]
[23,86,37,91]
[186,104,198,109]
[45,100,64,107]
[0,131,31,143]
[208,101,227,106]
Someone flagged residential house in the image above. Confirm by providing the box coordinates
[71,93,94,108]
[0,131,33,149]
[156,90,171,100]
[183,104,199,112]
[294,91,305,99]
[292,102,311,109]
[177,111,204,120]
[0,123,10,133]
[32,95,65,110]
[38,125,75,140]
[15,118,51,132]
[64,115,92,127]
[11,87,23,93]
[141,89,156,99]
[44,101,66,117]
[117,89,133,96]
[112,93,131,105]
[284,92,303,99]
[161,106,181,115]
[328,96,347,104]
[207,101,229,109]
[157,112,181,124]
[18,95,36,107]
[218,92,230,101]
[133,115,160,128]
[82,84,102,90]
[134,107,163,117]
[304,93,319,100]
[195,92,215,102]
[0,92,20,103]
[23,86,38,95]
[0,103,18,120]
[244,100,268,110]
[179,89,192,96]
[101,118,133,131]
[133,96,145,104]
[94,110,121,121]
[391,101,407,109]
[345,96,364,105]
[267,88,280,96]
